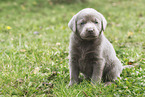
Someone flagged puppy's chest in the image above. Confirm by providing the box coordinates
[76,46,97,71]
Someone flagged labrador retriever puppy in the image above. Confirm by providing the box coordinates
[68,8,123,86]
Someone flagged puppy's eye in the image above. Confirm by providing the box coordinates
[81,22,85,25]
[94,21,98,24]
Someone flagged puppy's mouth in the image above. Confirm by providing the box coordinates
[82,35,98,40]
[80,31,99,40]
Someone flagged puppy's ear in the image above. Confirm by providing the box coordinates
[68,15,76,32]
[99,14,107,31]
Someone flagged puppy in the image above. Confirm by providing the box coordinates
[68,8,123,86]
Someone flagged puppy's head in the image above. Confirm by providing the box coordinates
[68,8,107,40]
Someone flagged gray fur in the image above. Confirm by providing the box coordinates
[68,8,123,86]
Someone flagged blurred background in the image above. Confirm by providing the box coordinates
[0,0,145,96]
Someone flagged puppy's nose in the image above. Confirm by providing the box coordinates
[87,28,94,33]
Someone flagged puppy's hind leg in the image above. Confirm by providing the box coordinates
[103,59,123,83]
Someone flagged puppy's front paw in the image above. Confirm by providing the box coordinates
[68,80,78,87]
[104,82,113,87]
[91,80,101,86]
[66,83,72,88]
[68,81,74,86]
[91,76,101,85]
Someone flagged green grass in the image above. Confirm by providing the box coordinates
[0,0,145,96]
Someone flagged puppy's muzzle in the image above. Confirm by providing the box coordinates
[86,28,96,37]
[87,28,94,34]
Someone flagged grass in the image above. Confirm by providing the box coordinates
[0,0,145,96]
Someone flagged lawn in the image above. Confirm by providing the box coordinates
[0,0,145,96]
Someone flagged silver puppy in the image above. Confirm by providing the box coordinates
[68,8,123,86]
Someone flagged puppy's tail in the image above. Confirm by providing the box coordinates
[123,65,134,69]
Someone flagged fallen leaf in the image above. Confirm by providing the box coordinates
[128,32,134,38]
[128,62,134,65]
[99,91,102,94]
